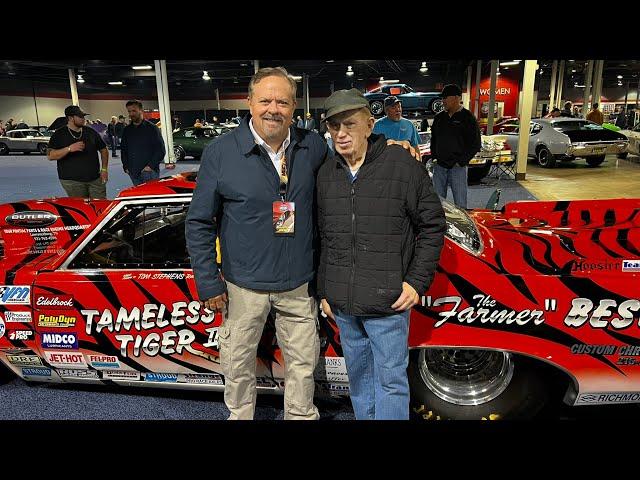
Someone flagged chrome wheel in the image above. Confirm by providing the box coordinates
[173,146,185,161]
[370,100,384,115]
[0,143,8,155]
[418,348,514,406]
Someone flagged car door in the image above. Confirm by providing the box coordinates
[182,128,199,156]
[30,198,230,385]
[22,131,38,151]
[7,131,26,151]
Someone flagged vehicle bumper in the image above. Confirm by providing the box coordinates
[566,142,628,156]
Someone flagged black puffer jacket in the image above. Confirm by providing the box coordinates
[316,134,446,316]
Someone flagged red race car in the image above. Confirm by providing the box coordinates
[1,172,639,419]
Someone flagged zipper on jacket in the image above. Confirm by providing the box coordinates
[349,182,356,313]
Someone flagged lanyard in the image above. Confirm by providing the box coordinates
[279,153,288,201]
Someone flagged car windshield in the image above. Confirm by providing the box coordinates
[552,121,604,132]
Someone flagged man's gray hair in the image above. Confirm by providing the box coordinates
[248,67,297,101]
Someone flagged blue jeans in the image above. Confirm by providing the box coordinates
[333,309,410,420]
[129,168,159,186]
[432,163,468,209]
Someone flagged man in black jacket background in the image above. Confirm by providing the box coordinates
[316,89,446,420]
[430,84,481,209]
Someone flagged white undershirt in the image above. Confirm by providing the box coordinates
[249,118,291,174]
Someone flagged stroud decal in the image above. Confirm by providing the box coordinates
[81,302,217,358]
[6,354,42,367]
[86,354,120,369]
[58,369,99,379]
[421,294,547,328]
[623,259,640,272]
[44,351,88,369]
[22,367,52,377]
[40,332,78,349]
[564,298,640,329]
[4,311,32,323]
[145,373,178,383]
[577,392,640,405]
[0,286,31,305]
[36,295,74,309]
[38,313,77,328]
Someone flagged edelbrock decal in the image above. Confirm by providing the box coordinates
[35,295,74,309]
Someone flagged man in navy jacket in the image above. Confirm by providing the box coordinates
[186,67,327,420]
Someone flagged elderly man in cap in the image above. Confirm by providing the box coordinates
[316,88,446,420]
[47,105,109,199]
[372,95,421,148]
[430,84,481,209]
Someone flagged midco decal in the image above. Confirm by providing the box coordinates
[40,332,78,349]
[564,298,640,329]
[36,295,74,309]
[38,313,77,328]
[421,294,547,328]
[81,302,218,358]
[0,286,31,305]
[5,210,57,227]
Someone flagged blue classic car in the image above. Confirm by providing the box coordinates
[364,83,444,116]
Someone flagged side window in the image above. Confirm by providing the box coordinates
[531,123,542,135]
[389,87,402,95]
[11,131,24,139]
[69,203,191,269]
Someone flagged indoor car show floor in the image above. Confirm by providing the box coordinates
[2,152,640,420]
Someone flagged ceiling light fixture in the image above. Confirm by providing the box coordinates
[132,65,152,70]
[379,79,400,84]
[326,59,335,63]
[419,61,428,73]
[108,81,123,86]
[617,75,623,79]
[291,75,302,81]
[346,65,354,77]
[202,70,211,80]
[499,60,520,66]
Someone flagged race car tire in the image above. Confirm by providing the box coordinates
[37,143,48,155]
[467,162,492,183]
[617,152,628,159]
[369,100,384,116]
[173,145,186,162]
[409,349,549,420]
[586,155,605,167]
[0,143,9,155]
[536,145,556,168]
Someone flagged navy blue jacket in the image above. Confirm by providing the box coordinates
[121,120,166,176]
[186,115,328,300]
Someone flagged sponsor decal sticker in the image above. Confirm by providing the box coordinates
[86,354,120,369]
[101,370,140,381]
[38,313,77,328]
[35,295,74,309]
[44,351,88,369]
[5,211,57,227]
[564,297,640,329]
[577,392,640,405]
[7,354,42,367]
[0,286,31,305]
[0,317,4,338]
[256,377,278,388]
[58,369,99,379]
[122,272,194,281]
[145,373,178,383]
[622,259,640,272]
[571,260,621,272]
[4,311,32,323]
[179,373,224,385]
[8,330,34,341]
[22,367,52,377]
[40,332,78,349]
[0,347,31,354]
[315,356,348,383]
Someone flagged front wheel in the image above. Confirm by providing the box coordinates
[173,146,186,162]
[586,155,605,167]
[37,143,48,155]
[409,348,549,420]
[0,143,8,155]
[536,146,556,168]
[369,100,384,116]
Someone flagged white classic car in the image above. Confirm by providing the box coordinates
[0,129,51,155]
[618,122,640,158]
[503,118,628,168]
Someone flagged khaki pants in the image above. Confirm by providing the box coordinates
[219,281,320,420]
[60,177,106,199]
